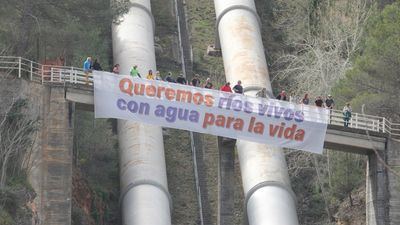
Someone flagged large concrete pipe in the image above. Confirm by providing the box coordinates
[213,1,299,225]
[112,1,172,225]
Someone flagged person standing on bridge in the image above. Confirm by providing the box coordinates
[155,71,163,80]
[325,94,335,123]
[276,90,287,101]
[91,59,102,71]
[112,64,120,74]
[204,78,213,89]
[301,93,310,105]
[165,72,175,82]
[176,74,187,85]
[220,82,232,93]
[130,65,141,78]
[325,95,335,109]
[343,102,352,127]
[315,96,324,107]
[146,69,155,80]
[233,80,243,94]
[83,57,92,85]
[191,74,201,87]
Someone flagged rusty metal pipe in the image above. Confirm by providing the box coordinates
[213,1,299,224]
[112,1,172,224]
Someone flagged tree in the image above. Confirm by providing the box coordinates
[269,0,373,97]
[333,2,400,120]
[330,152,365,206]
[0,98,37,189]
[0,0,130,66]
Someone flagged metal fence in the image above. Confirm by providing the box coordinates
[0,56,93,85]
[0,56,399,140]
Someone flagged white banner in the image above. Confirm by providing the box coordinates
[94,71,329,154]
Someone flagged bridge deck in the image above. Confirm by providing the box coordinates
[63,85,390,154]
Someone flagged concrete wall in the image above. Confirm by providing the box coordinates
[39,86,73,224]
[0,77,73,225]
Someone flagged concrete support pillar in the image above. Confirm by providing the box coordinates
[40,86,74,224]
[217,137,236,225]
[366,151,388,225]
[386,138,400,224]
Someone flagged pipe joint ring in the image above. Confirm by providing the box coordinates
[243,85,274,98]
[244,181,297,208]
[130,2,156,33]
[243,181,297,224]
[120,180,173,212]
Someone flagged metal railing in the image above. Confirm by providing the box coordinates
[0,55,399,140]
[329,109,380,131]
[0,56,93,85]
[327,109,399,139]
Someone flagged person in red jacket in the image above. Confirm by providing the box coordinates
[220,82,232,93]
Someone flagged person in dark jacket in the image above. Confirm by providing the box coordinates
[233,80,243,94]
[325,95,335,109]
[343,102,352,127]
[276,90,287,101]
[315,96,324,107]
[91,59,102,71]
[176,74,187,85]
[165,72,175,82]
[204,78,213,89]
[191,74,201,87]
[301,93,310,105]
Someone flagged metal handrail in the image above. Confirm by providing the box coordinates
[0,56,92,85]
[0,55,399,140]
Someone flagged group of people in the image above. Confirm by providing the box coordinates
[111,64,188,84]
[276,90,353,127]
[111,63,246,93]
[84,58,353,128]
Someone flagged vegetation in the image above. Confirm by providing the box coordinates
[268,0,373,97]
[72,111,120,225]
[0,0,129,68]
[0,99,37,188]
[0,98,37,225]
[152,0,182,76]
[333,1,400,120]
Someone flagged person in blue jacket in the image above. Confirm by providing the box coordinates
[83,57,92,85]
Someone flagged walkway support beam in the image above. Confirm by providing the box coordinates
[213,1,299,225]
[112,1,172,225]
